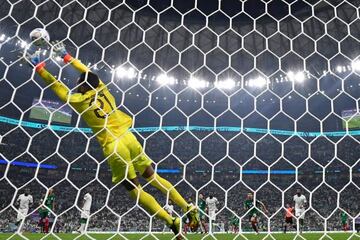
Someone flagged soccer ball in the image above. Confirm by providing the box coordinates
[29,28,50,46]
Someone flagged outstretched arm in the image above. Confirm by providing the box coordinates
[53,41,104,86]
[24,50,71,103]
[53,41,89,73]
[64,54,89,73]
[36,63,70,103]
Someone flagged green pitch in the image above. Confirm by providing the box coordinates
[0,233,359,240]
[343,117,360,129]
[30,106,71,124]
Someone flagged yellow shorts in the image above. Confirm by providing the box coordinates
[103,131,152,183]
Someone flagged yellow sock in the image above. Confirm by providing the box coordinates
[129,186,173,225]
[146,174,189,212]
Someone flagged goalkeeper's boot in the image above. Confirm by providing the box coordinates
[169,217,182,239]
[186,204,200,232]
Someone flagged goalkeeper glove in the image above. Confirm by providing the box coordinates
[52,41,68,58]
[21,50,41,66]
[20,50,45,71]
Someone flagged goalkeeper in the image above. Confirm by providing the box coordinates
[23,43,199,238]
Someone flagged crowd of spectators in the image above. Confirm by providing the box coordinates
[0,123,359,233]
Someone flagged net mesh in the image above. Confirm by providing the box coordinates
[0,0,360,238]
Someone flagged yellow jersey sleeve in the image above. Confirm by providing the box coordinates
[36,65,84,103]
[64,54,89,73]
[36,61,132,147]
[64,54,105,87]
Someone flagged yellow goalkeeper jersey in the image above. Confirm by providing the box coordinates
[37,57,132,147]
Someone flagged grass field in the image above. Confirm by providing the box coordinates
[0,233,359,240]
[30,106,71,124]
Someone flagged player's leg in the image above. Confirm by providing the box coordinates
[104,137,181,238]
[208,215,212,233]
[43,216,49,233]
[78,219,86,233]
[294,210,300,233]
[284,218,290,233]
[142,166,199,228]
[162,223,167,233]
[16,209,26,233]
[292,217,296,230]
[16,209,22,229]
[299,211,305,233]
[209,211,216,233]
[200,216,207,234]
[124,131,199,230]
[199,218,204,233]
[78,210,88,233]
[122,132,188,209]
[250,214,258,233]
[143,167,188,211]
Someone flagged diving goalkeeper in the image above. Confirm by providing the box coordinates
[23,43,199,238]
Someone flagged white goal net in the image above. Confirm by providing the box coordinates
[0,0,360,239]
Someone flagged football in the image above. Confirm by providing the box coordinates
[29,28,50,46]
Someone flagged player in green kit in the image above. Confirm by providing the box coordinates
[38,205,49,233]
[244,193,268,234]
[341,211,349,231]
[39,188,55,233]
[45,188,55,212]
[229,214,239,233]
[198,193,207,234]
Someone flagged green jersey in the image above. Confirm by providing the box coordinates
[244,199,262,215]
[198,199,206,218]
[45,194,55,210]
[230,215,239,226]
[199,199,206,211]
[38,207,48,218]
[341,212,348,223]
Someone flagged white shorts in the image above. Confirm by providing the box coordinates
[295,209,305,219]
[81,210,90,219]
[17,208,28,222]
[208,210,216,221]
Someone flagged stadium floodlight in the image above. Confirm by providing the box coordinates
[287,71,306,83]
[188,77,207,89]
[116,66,126,78]
[116,66,136,79]
[248,76,267,88]
[20,41,28,49]
[214,78,235,89]
[351,60,360,72]
[336,65,343,73]
[156,74,175,85]
[295,72,305,82]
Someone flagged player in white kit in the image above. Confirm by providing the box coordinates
[293,189,307,233]
[78,192,92,233]
[206,195,219,232]
[16,189,33,232]
[162,201,174,233]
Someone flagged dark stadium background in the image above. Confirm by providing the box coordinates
[0,0,359,234]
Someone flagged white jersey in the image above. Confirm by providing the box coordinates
[164,204,174,216]
[82,193,92,212]
[206,197,218,212]
[293,194,307,209]
[17,194,33,210]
